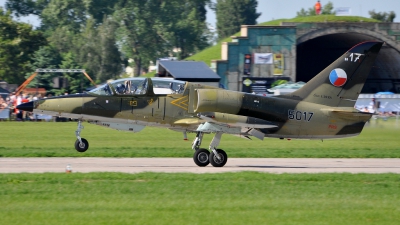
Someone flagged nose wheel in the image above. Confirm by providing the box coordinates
[75,138,89,152]
[74,120,89,152]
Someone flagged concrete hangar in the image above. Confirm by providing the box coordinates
[211,22,400,94]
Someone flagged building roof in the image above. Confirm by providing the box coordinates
[158,61,220,82]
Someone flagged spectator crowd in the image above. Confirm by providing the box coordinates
[0,92,53,121]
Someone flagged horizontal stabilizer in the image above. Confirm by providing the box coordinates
[321,108,373,118]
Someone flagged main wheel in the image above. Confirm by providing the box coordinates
[193,148,210,167]
[209,149,228,167]
[75,138,89,152]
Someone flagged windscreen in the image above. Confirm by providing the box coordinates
[89,78,186,96]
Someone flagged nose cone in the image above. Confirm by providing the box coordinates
[17,101,34,112]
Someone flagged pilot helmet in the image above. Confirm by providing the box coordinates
[116,83,126,93]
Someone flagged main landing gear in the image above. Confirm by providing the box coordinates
[74,120,89,152]
[192,131,228,167]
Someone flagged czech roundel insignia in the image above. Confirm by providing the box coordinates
[329,68,347,87]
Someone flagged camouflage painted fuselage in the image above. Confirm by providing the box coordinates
[31,81,370,140]
[24,41,382,140]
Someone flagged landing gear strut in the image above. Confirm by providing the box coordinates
[208,132,227,167]
[192,132,204,151]
[191,131,228,167]
[74,120,89,152]
[192,132,209,166]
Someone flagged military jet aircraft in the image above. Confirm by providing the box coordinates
[17,41,383,167]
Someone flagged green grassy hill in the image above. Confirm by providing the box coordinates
[185,16,380,66]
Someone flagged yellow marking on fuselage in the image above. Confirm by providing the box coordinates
[129,100,137,106]
[147,98,154,105]
[170,96,188,110]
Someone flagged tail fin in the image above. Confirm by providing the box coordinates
[285,41,383,107]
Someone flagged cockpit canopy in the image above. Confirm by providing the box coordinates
[89,78,186,96]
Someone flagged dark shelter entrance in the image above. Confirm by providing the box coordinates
[296,33,400,93]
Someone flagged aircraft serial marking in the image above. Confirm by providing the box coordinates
[288,110,314,122]
[129,101,137,106]
[345,53,364,62]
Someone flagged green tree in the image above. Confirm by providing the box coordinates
[40,0,90,32]
[114,0,163,76]
[6,0,119,30]
[296,1,335,17]
[297,8,312,17]
[7,1,124,82]
[48,26,76,54]
[5,0,48,17]
[25,45,62,92]
[215,0,261,39]
[26,44,95,95]
[114,0,211,76]
[0,8,47,84]
[158,0,210,59]
[6,0,213,80]
[321,2,335,15]
[95,18,124,81]
[74,17,123,81]
[59,52,91,94]
[369,10,396,22]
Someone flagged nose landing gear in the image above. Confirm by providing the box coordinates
[74,120,89,152]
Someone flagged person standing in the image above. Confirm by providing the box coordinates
[315,1,322,15]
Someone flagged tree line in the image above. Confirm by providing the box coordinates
[0,0,260,94]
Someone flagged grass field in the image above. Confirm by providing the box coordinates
[1,172,399,225]
[1,119,399,158]
[1,120,399,224]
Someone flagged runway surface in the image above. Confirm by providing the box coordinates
[1,158,400,174]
